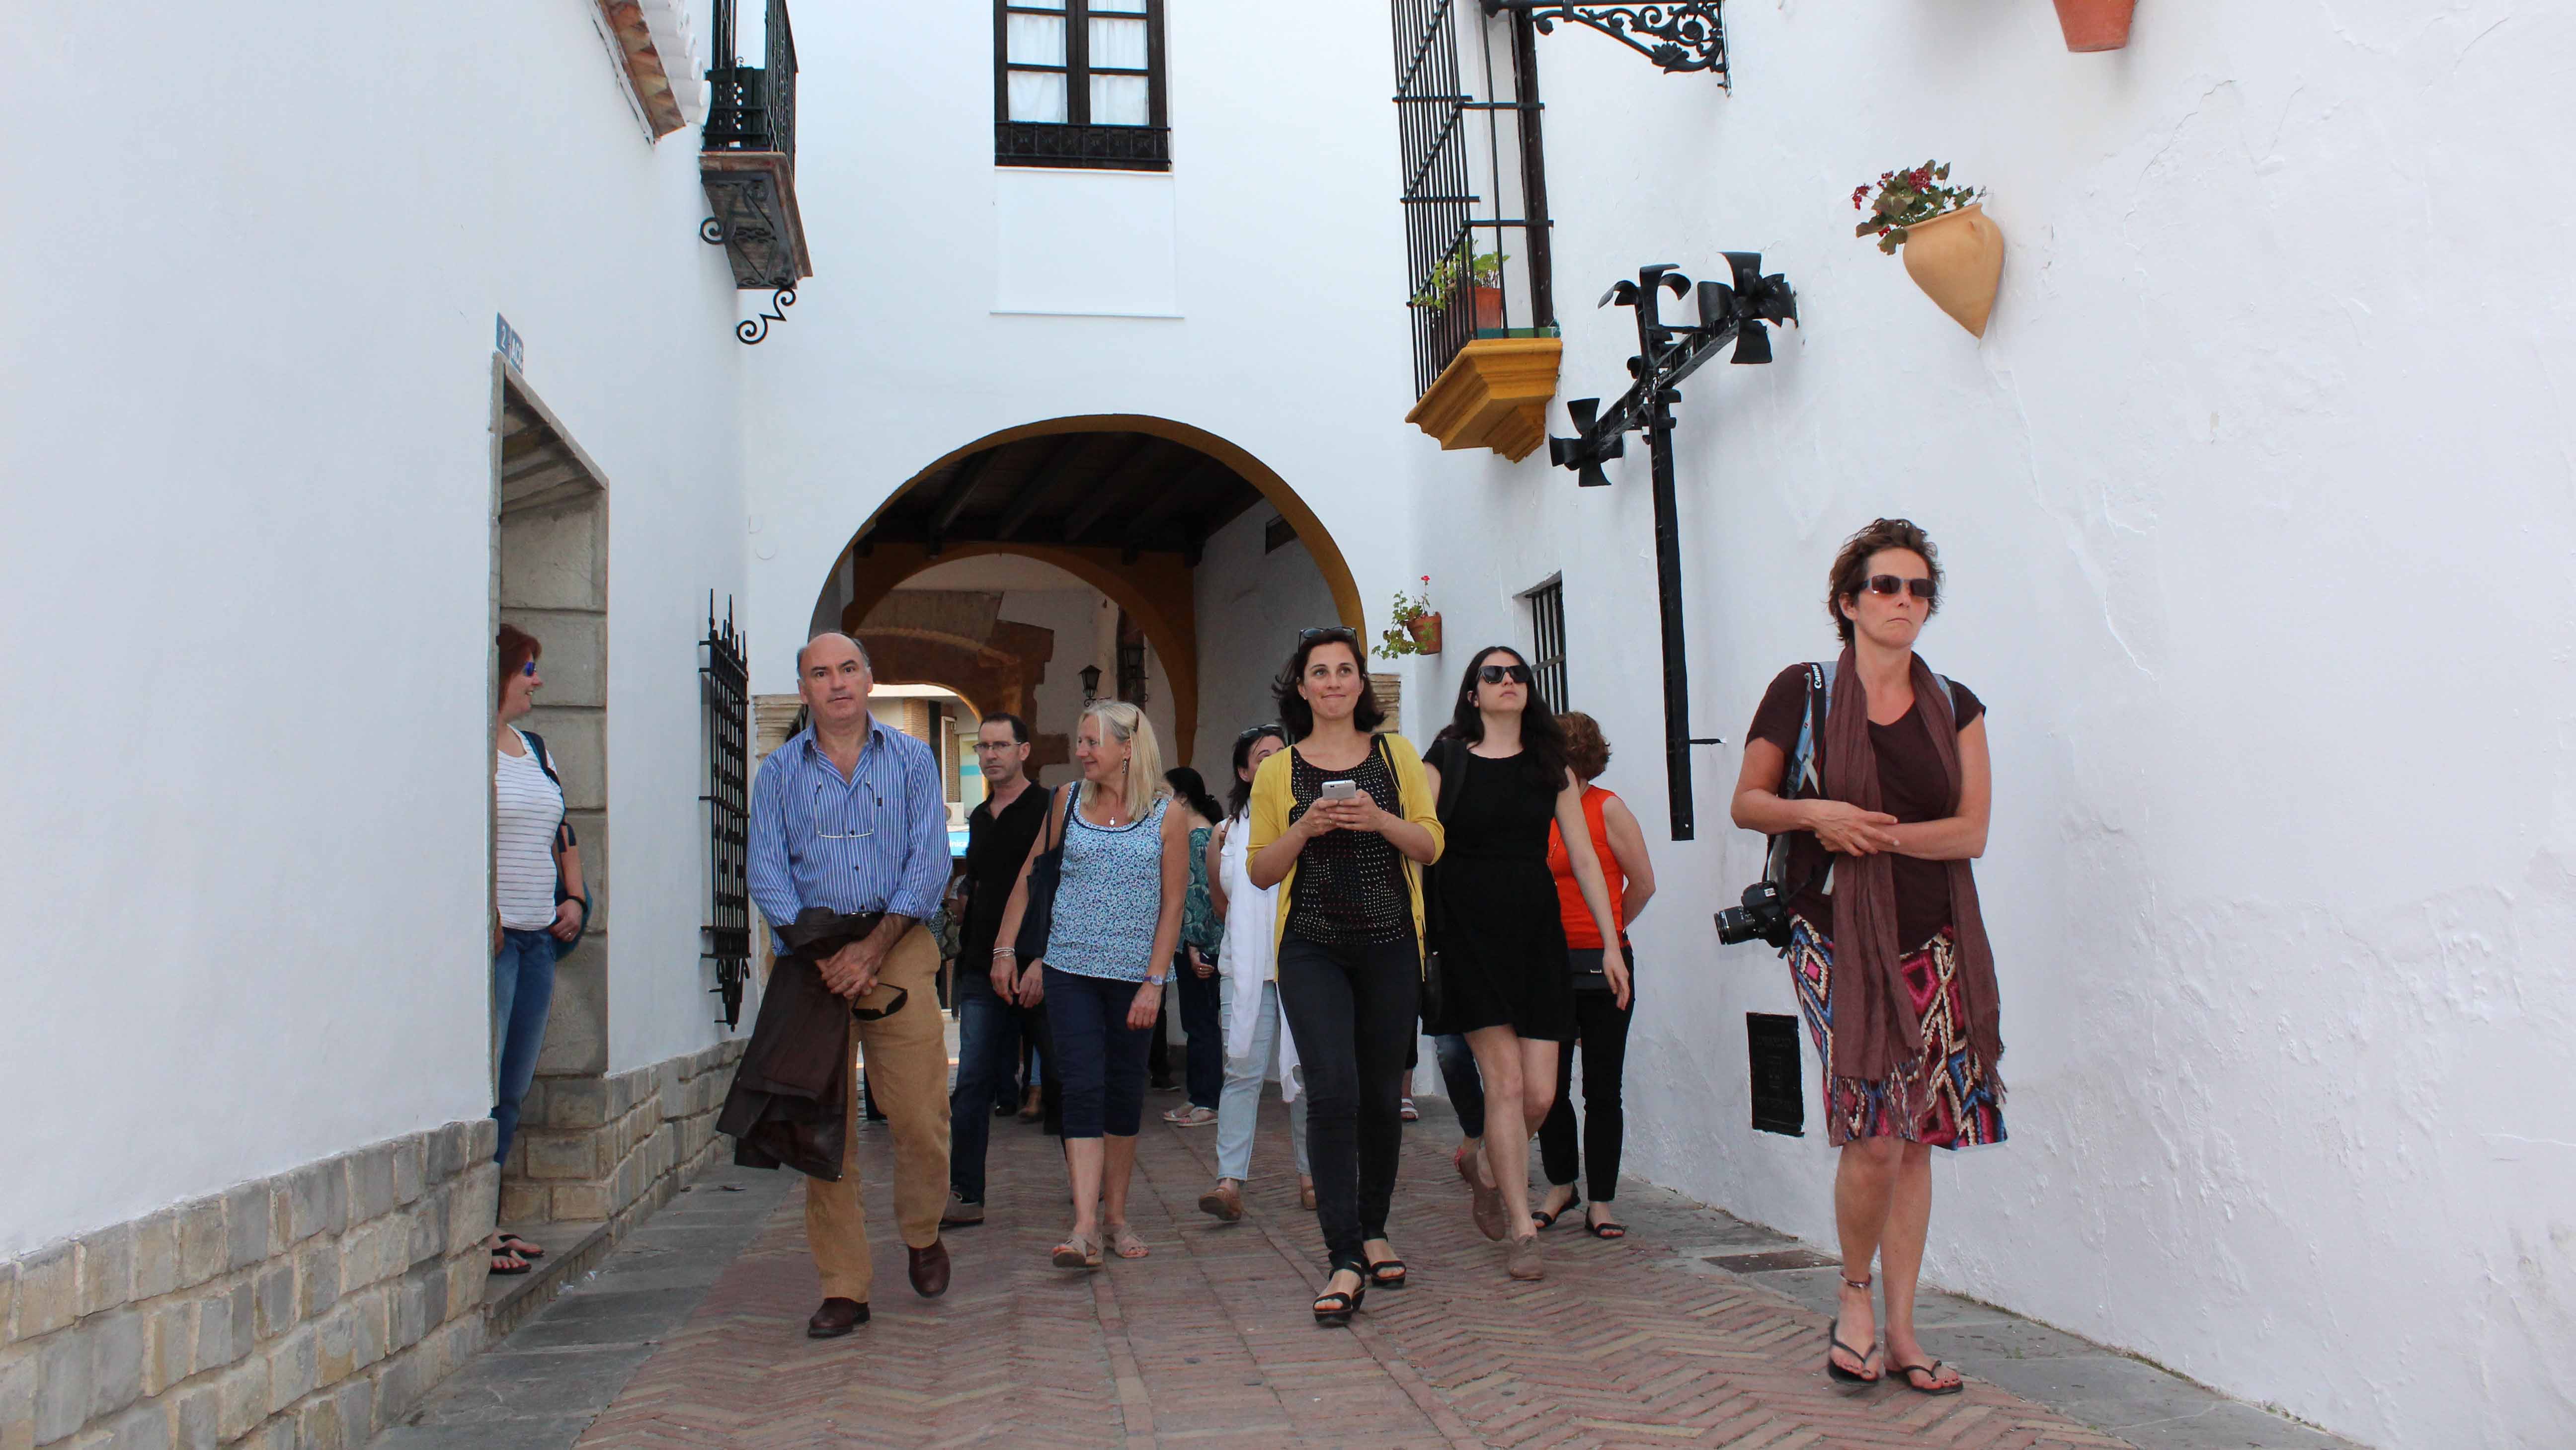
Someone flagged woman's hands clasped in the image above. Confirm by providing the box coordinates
[1298,792,1390,839]
[1805,800,1902,857]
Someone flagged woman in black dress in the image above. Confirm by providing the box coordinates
[1422,646,1627,1281]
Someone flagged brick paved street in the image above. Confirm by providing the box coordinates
[406,1092,2343,1450]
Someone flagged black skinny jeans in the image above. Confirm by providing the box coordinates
[1275,932,1420,1272]
[1537,986,1634,1201]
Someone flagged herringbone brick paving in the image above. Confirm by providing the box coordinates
[571,1096,2140,1450]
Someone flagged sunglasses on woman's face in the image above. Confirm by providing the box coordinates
[1478,663,1532,685]
[1862,574,1937,602]
[520,661,539,677]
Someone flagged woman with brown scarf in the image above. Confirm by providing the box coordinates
[1732,518,2000,1398]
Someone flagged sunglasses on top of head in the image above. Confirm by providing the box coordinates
[1860,574,1937,602]
[1297,626,1358,645]
[1477,663,1532,686]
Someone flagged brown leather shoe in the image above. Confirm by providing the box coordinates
[806,1297,869,1338]
[1198,1181,1244,1222]
[908,1238,952,1298]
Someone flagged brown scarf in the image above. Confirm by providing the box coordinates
[1818,644,2003,1082]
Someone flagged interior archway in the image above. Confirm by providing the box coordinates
[818,417,1365,779]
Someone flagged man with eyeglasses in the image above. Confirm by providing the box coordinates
[746,632,956,1337]
[942,712,1051,1228]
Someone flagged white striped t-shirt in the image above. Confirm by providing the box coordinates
[496,731,565,930]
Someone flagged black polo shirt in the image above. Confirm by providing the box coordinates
[958,781,1052,970]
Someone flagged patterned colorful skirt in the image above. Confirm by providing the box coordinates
[1787,914,2005,1149]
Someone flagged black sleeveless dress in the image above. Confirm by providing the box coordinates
[1425,739,1573,1042]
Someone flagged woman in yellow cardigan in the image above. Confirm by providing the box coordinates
[1247,627,1444,1325]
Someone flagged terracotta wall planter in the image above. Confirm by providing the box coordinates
[2052,0,2135,52]
[1404,612,1443,655]
[1901,204,2005,338]
[1472,285,1504,333]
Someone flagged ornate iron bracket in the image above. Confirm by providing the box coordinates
[1547,256,1795,839]
[1481,2,1729,87]
[700,219,798,345]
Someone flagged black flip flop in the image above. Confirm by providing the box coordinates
[1823,1324,1880,1384]
[494,1233,545,1259]
[1889,1358,1964,1395]
[488,1249,532,1277]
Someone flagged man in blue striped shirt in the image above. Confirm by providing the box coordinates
[748,632,956,1336]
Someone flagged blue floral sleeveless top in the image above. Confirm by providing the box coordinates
[1044,793,1170,982]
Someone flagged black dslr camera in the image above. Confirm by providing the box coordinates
[1714,880,1793,950]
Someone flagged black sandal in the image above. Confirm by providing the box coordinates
[1530,1191,1579,1231]
[488,1247,532,1277]
[1823,1274,1879,1384]
[1585,1218,1627,1239]
[1889,1358,1964,1395]
[494,1233,545,1259]
[1367,1258,1408,1288]
[1312,1265,1368,1326]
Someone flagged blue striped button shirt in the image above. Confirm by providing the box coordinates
[747,721,951,952]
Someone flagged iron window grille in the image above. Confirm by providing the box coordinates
[995,0,1170,171]
[1391,0,1556,397]
[706,0,796,166]
[1524,575,1568,715]
[701,596,752,1029]
[1746,1012,1804,1136]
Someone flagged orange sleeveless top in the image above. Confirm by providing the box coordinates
[1545,785,1624,948]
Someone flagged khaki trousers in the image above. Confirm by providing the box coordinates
[806,927,951,1302]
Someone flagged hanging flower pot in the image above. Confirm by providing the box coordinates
[1404,611,1444,655]
[1376,577,1441,660]
[1901,204,2006,338]
[1853,162,2005,339]
[2051,0,2135,52]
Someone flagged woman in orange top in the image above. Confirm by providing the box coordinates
[1532,712,1656,1238]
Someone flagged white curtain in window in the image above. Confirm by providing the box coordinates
[1090,73,1148,125]
[1008,12,1066,65]
[1009,70,1069,123]
[1088,13,1148,124]
[1089,0,1146,11]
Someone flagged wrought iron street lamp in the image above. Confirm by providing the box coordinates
[1548,254,1796,840]
[1481,2,1731,88]
[1080,664,1103,702]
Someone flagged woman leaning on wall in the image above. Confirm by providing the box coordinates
[1729,517,2002,1397]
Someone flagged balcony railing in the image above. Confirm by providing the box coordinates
[699,0,811,329]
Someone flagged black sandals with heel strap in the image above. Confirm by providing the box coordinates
[1367,1258,1408,1288]
[1313,1263,1369,1326]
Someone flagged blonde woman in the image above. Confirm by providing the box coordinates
[994,700,1190,1269]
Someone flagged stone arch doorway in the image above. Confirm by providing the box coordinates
[816,416,1368,775]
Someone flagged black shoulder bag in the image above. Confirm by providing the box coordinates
[1416,737,1469,1028]
[1012,786,1084,963]
[521,730,592,952]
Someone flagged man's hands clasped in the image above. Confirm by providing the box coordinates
[820,937,889,1001]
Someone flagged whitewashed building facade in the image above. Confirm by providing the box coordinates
[5,3,2571,1448]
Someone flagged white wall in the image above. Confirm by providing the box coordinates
[1406,3,2576,1446]
[0,2,743,1251]
[1189,508,1339,780]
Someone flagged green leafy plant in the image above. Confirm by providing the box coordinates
[1408,248,1508,310]
[1852,161,1984,255]
[1374,576,1435,660]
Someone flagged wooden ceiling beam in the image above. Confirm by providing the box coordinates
[925,449,998,557]
[995,434,1091,541]
[1060,437,1169,543]
[1120,460,1227,562]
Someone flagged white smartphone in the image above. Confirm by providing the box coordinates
[1319,779,1360,804]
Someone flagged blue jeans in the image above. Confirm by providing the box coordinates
[949,978,1020,1201]
[491,930,560,1164]
[1044,967,1153,1139]
[1215,975,1309,1181]
[1434,1032,1485,1138]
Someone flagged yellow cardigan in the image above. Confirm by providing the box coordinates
[1246,731,1446,953]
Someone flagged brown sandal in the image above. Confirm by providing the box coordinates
[1051,1232,1102,1271]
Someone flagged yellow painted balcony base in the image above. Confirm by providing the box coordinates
[1404,337,1564,463]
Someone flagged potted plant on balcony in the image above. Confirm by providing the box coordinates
[1375,576,1442,659]
[1410,248,1510,333]
[2052,0,2136,52]
[1854,161,2003,338]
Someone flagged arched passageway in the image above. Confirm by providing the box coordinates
[812,416,1370,783]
